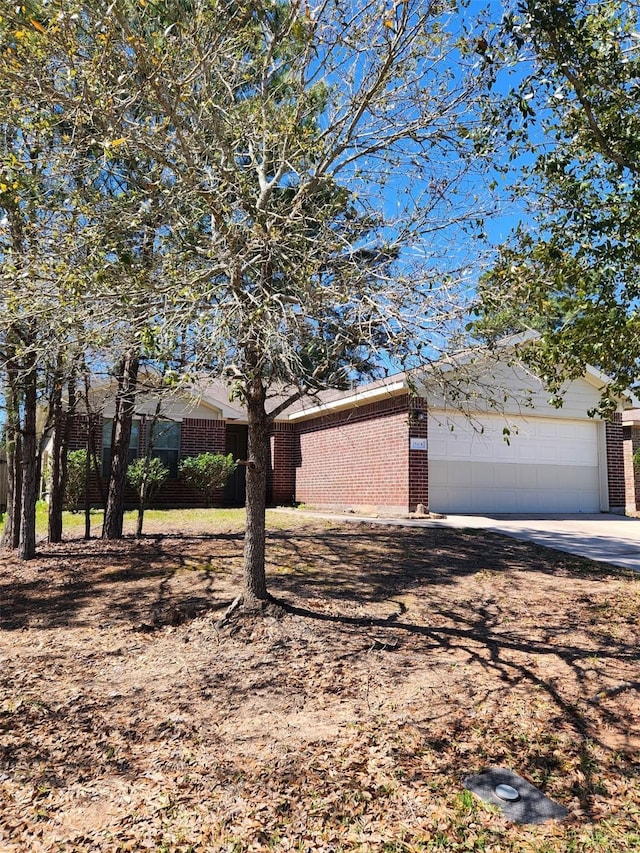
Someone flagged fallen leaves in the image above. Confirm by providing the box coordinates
[1,518,639,850]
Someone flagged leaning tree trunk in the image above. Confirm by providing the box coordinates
[18,357,38,560]
[103,352,139,540]
[243,380,270,606]
[1,365,22,550]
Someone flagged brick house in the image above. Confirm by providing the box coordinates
[281,358,632,516]
[64,355,635,515]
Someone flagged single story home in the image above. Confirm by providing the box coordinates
[65,349,636,516]
[283,356,631,516]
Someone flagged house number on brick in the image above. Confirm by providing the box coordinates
[410,438,427,451]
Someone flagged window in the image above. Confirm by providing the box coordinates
[101,419,140,478]
[147,420,181,478]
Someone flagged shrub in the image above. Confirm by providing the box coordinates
[127,457,170,537]
[179,453,236,506]
[127,457,169,503]
[64,449,88,511]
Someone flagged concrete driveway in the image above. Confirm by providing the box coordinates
[435,513,640,573]
[284,509,640,572]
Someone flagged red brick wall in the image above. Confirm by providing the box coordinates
[623,424,640,512]
[181,418,227,456]
[408,399,428,511]
[294,395,413,514]
[606,413,626,512]
[68,413,102,451]
[269,422,297,506]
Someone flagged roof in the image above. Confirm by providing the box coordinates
[195,372,410,423]
[172,335,640,423]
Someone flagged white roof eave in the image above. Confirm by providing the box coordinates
[286,379,408,421]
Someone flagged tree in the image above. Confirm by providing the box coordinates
[179,453,237,507]
[47,367,78,540]
[0,15,84,556]
[474,0,640,410]
[110,0,495,606]
[2,1,498,596]
[0,1,190,550]
[126,456,168,538]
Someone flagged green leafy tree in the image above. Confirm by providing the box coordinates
[0,4,191,550]
[1,1,498,599]
[105,0,494,606]
[179,453,236,507]
[126,456,169,537]
[476,0,640,409]
[0,10,89,557]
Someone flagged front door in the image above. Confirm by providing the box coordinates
[224,426,248,506]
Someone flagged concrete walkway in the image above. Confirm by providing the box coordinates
[281,509,640,573]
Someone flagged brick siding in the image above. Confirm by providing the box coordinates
[623,423,640,512]
[269,422,297,506]
[181,418,227,456]
[605,413,626,512]
[294,395,415,514]
[64,414,229,508]
[407,398,428,511]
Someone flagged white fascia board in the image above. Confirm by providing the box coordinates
[190,389,245,420]
[199,398,244,420]
[286,379,408,421]
[581,365,640,410]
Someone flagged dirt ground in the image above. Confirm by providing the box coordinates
[1,510,639,852]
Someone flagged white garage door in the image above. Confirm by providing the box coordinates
[428,412,602,513]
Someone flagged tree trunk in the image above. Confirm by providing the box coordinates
[18,359,38,560]
[103,353,139,540]
[243,381,270,605]
[84,426,92,540]
[136,466,148,538]
[1,366,22,550]
[48,373,77,543]
[47,373,64,542]
[83,373,104,539]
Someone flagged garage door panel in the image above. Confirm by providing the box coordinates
[472,465,494,486]
[429,462,600,513]
[533,466,557,489]
[428,413,602,513]
[430,414,598,465]
[494,466,515,488]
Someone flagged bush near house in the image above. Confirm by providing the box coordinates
[179,453,236,507]
[127,457,171,537]
[127,457,170,506]
[64,449,88,512]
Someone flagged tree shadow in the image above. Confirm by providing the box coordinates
[0,533,245,630]
[263,586,639,820]
[1,521,638,827]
